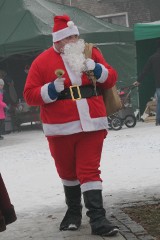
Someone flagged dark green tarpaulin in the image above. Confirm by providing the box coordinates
[0,0,134,57]
[134,21,160,113]
[0,0,137,106]
[134,21,160,41]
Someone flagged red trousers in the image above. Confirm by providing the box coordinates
[47,130,107,185]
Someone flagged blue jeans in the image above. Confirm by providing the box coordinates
[156,88,160,124]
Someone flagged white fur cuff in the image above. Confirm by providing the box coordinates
[41,83,56,103]
[96,64,108,83]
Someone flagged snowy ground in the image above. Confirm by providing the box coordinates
[0,121,160,215]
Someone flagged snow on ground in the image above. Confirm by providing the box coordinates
[0,122,160,214]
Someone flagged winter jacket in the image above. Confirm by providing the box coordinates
[0,92,6,120]
[0,174,17,232]
[137,48,160,88]
[24,46,117,136]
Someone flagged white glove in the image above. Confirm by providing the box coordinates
[85,58,96,71]
[54,78,65,93]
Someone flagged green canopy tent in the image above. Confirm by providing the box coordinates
[134,21,160,113]
[0,0,137,103]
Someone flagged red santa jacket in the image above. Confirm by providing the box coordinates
[23,46,117,136]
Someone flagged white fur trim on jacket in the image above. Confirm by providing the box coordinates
[42,116,108,136]
[52,26,79,42]
[76,99,108,131]
[96,64,108,83]
[41,83,57,103]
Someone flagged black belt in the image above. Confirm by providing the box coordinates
[57,85,101,100]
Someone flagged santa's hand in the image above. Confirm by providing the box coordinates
[85,58,107,83]
[85,58,96,71]
[54,77,65,93]
[48,78,65,100]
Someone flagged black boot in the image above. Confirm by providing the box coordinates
[60,185,82,231]
[83,190,119,236]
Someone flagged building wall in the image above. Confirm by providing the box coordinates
[48,0,160,27]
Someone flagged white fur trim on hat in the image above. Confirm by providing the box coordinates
[52,25,79,42]
[0,78,4,85]
[67,21,74,28]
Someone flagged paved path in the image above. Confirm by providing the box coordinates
[1,208,125,240]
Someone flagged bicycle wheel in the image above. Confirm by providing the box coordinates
[110,116,122,130]
[124,115,136,128]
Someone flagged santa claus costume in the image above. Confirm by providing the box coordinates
[24,15,119,236]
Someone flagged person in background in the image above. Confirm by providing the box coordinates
[0,79,17,230]
[24,15,119,236]
[0,173,17,232]
[24,65,30,75]
[0,79,7,140]
[140,94,157,121]
[0,70,18,131]
[0,70,17,105]
[133,39,160,126]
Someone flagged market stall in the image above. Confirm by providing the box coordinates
[0,0,137,129]
[134,20,160,113]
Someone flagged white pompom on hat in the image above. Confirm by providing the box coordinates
[52,15,79,43]
[0,78,4,85]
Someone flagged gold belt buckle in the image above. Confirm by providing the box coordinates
[69,85,82,100]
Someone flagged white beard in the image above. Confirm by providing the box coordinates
[63,39,86,76]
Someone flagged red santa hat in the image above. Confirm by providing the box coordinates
[52,15,79,43]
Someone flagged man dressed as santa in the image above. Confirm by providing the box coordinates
[24,15,119,237]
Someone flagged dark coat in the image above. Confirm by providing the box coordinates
[0,174,17,232]
[137,48,160,88]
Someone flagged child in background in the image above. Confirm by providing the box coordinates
[0,79,7,140]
